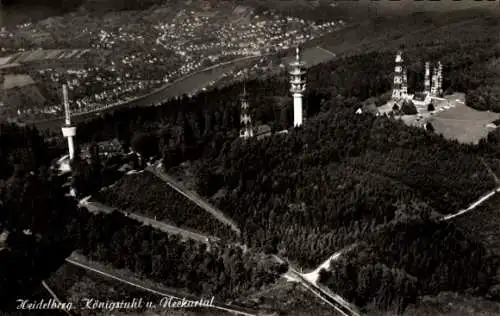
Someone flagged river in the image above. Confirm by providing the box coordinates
[31,56,260,133]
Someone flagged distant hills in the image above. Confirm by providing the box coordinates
[308,7,500,56]
[2,0,497,24]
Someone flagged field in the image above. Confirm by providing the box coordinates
[1,85,47,111]
[383,93,500,145]
[95,173,237,240]
[1,74,47,112]
[1,74,35,89]
[427,102,500,144]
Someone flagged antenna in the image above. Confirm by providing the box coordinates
[63,84,71,126]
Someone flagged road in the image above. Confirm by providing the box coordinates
[302,244,358,284]
[79,170,351,315]
[41,281,73,316]
[273,255,359,316]
[442,186,500,221]
[143,164,358,315]
[145,164,241,236]
[30,55,263,132]
[80,198,219,244]
[298,168,500,315]
[65,256,262,316]
[299,183,500,316]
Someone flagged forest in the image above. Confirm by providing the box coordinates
[95,172,237,241]
[66,35,500,271]
[3,9,500,313]
[197,109,496,267]
[319,218,498,313]
[65,209,286,300]
[0,123,76,310]
[69,38,500,147]
[0,122,285,310]
[54,37,500,316]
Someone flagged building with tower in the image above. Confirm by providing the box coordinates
[391,51,444,110]
[289,47,306,127]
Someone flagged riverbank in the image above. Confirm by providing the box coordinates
[28,55,261,133]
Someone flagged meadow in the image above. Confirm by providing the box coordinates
[428,101,500,144]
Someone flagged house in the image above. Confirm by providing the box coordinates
[412,92,432,108]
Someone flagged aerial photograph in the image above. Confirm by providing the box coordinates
[1,0,500,315]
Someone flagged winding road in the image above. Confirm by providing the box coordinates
[140,164,355,316]
[304,168,500,315]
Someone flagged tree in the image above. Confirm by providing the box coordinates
[425,122,435,132]
[131,132,158,160]
[427,103,435,112]
[401,101,418,115]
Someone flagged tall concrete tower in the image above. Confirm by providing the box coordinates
[289,47,306,127]
[239,81,253,139]
[425,61,431,94]
[392,51,404,101]
[61,84,77,161]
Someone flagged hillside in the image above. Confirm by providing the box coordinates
[310,9,500,56]
[95,172,237,240]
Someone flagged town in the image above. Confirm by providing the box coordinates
[0,3,340,122]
